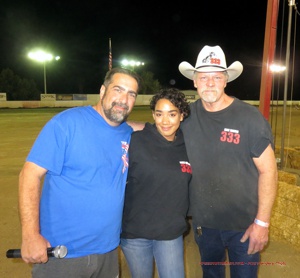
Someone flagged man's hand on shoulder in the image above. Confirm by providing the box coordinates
[127,121,145,131]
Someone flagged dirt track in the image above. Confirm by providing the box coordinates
[0,106,299,277]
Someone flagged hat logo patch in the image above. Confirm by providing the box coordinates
[202,52,220,66]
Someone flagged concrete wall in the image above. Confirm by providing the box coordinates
[0,95,174,108]
[0,94,99,108]
[0,92,201,108]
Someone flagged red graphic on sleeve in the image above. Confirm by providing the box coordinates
[180,161,192,174]
[121,141,129,173]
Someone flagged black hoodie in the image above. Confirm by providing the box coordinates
[121,122,192,240]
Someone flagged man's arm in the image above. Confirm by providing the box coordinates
[240,144,278,254]
[253,144,278,225]
[127,120,145,131]
[19,161,50,263]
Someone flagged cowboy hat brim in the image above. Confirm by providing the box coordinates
[179,61,243,82]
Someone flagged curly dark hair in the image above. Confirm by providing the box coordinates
[149,88,190,119]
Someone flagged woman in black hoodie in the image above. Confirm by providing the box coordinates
[121,88,192,278]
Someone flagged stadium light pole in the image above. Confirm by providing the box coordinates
[270,63,286,168]
[121,59,144,71]
[28,50,60,94]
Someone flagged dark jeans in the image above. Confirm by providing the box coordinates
[193,224,260,278]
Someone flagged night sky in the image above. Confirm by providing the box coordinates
[1,0,299,100]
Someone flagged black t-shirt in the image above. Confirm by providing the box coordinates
[181,98,274,230]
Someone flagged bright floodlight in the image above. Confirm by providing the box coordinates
[28,50,60,94]
[121,59,144,68]
[28,51,54,62]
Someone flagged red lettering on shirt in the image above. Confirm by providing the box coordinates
[220,130,240,144]
[180,161,192,174]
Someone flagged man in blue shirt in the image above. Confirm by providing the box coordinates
[19,67,140,278]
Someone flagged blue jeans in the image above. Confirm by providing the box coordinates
[120,236,184,278]
[193,224,260,278]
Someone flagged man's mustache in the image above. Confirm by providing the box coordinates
[112,102,129,111]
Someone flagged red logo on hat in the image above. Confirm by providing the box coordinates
[210,58,221,65]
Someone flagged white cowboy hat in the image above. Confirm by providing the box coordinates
[178,45,243,82]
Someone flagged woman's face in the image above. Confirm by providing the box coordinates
[152,98,183,141]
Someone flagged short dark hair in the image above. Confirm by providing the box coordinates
[103,67,141,92]
[150,88,190,119]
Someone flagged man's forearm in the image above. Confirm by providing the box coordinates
[19,162,46,237]
[256,169,278,223]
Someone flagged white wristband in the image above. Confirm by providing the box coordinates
[254,218,269,228]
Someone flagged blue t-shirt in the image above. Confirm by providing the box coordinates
[26,106,133,258]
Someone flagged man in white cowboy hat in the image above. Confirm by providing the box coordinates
[178,45,278,277]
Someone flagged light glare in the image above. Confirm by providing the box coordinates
[28,51,54,62]
[270,64,286,73]
[121,59,145,68]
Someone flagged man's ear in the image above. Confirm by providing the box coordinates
[99,85,106,99]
